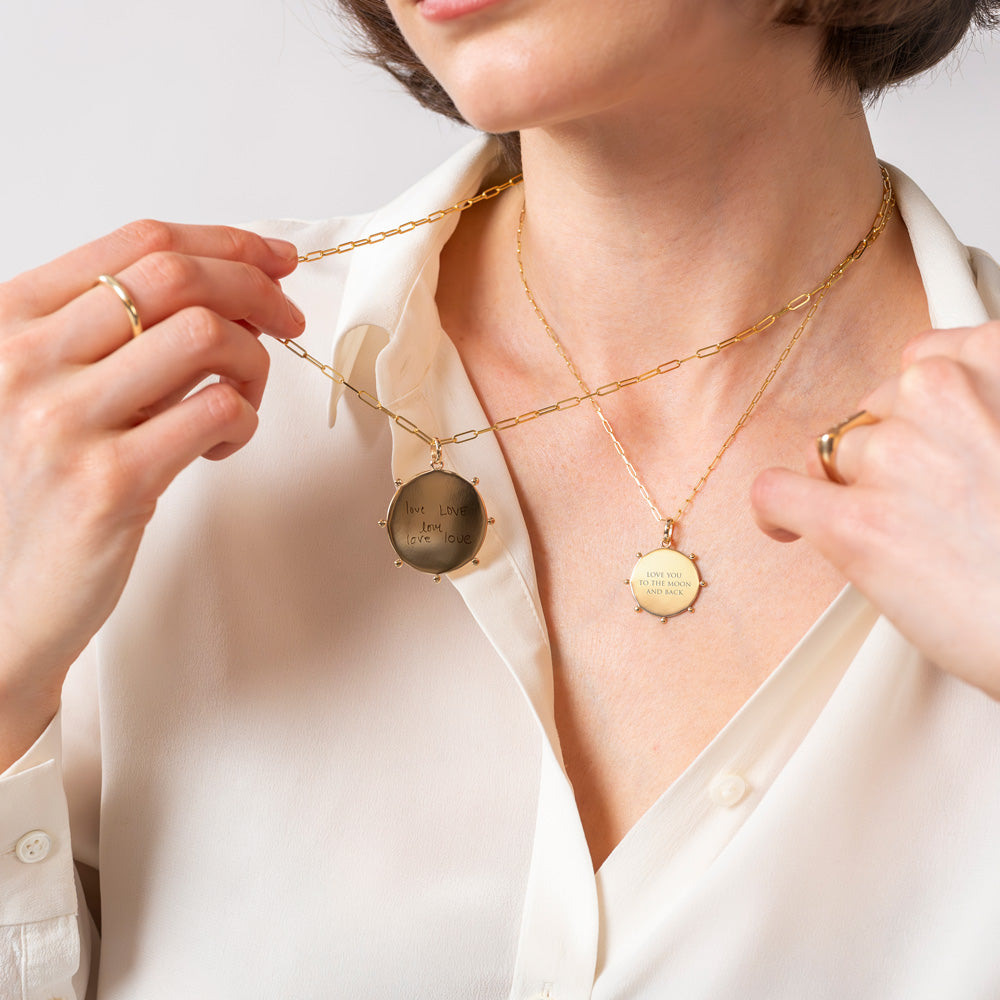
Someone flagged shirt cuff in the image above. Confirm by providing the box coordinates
[0,709,78,925]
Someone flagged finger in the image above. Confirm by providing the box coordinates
[142,320,267,412]
[118,380,261,500]
[807,420,878,486]
[899,327,956,368]
[865,354,1000,447]
[811,381,899,486]
[899,321,1000,368]
[3,221,299,321]
[84,309,271,425]
[50,252,305,362]
[751,466,853,559]
[811,409,941,491]
[132,324,266,420]
[752,467,894,587]
[902,323,1000,416]
[844,357,985,486]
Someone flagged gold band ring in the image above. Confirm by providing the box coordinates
[96,274,143,338]
[817,410,878,485]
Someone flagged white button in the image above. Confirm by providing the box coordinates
[15,830,52,864]
[709,773,749,807]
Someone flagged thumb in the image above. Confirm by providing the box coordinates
[750,465,850,550]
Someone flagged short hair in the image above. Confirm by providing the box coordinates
[332,0,999,168]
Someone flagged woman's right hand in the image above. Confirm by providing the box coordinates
[0,221,304,765]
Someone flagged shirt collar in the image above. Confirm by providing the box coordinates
[326,136,503,426]
[887,163,993,329]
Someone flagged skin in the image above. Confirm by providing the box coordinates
[753,321,1000,697]
[1,0,996,874]
[390,0,999,868]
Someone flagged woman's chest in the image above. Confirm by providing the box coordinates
[487,412,850,866]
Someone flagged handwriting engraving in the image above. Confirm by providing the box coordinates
[386,470,489,574]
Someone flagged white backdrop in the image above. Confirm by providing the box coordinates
[0,0,997,281]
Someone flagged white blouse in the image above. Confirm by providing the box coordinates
[3,138,1000,1000]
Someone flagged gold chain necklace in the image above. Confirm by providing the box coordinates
[518,168,892,618]
[282,168,894,593]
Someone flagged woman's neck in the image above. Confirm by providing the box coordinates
[503,34,888,386]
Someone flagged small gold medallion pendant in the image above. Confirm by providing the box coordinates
[628,520,707,621]
[382,460,490,579]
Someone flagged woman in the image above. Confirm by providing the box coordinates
[2,0,999,996]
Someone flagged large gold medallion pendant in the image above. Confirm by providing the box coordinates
[628,520,707,621]
[382,466,491,581]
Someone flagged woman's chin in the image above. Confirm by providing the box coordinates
[444,74,581,137]
[446,91,531,136]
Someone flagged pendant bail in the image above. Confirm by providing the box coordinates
[661,518,676,549]
[430,437,444,470]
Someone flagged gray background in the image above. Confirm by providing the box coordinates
[1,0,997,281]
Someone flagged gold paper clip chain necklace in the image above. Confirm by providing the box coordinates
[518,166,893,618]
[280,168,894,600]
[282,171,892,449]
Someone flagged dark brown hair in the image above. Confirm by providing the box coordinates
[332,0,999,168]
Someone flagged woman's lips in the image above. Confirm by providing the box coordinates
[417,0,506,22]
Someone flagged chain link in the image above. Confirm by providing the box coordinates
[294,176,523,263]
[283,168,894,475]
[516,168,894,525]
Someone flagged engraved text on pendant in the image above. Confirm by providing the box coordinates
[629,547,704,619]
[385,469,488,575]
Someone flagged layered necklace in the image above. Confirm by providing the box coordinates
[282,167,894,616]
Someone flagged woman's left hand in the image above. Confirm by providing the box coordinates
[751,320,1000,699]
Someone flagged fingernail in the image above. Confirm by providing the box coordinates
[265,237,299,261]
[286,296,306,327]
